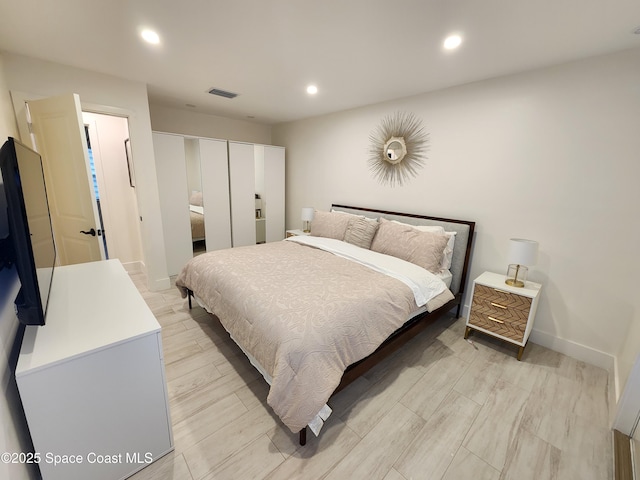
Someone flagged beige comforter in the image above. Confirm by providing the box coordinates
[190,211,205,240]
[175,239,453,433]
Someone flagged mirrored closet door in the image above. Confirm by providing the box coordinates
[154,133,285,277]
[183,137,234,255]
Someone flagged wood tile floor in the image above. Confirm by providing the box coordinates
[128,272,613,480]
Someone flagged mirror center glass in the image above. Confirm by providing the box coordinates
[383,137,407,165]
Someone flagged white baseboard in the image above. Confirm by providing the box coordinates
[460,303,615,372]
[528,328,615,372]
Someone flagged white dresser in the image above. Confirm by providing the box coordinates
[16,259,173,480]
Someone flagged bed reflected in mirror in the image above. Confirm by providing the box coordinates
[185,138,206,256]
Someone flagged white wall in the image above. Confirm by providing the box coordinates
[3,53,169,291]
[149,103,272,145]
[0,53,37,480]
[273,48,640,375]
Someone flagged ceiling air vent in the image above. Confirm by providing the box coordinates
[208,88,238,99]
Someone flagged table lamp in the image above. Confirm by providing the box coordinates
[505,238,538,287]
[301,207,314,233]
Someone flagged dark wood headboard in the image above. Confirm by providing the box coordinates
[331,204,475,297]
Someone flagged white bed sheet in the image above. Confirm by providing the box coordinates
[189,204,204,214]
[286,235,447,307]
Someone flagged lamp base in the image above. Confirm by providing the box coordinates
[505,264,527,288]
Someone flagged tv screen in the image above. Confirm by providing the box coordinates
[0,137,56,325]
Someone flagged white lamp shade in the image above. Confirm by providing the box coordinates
[301,207,315,222]
[508,238,539,266]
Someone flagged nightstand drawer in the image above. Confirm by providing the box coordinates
[468,284,532,343]
[468,310,526,342]
[472,284,532,314]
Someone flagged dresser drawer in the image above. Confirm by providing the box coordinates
[468,284,532,342]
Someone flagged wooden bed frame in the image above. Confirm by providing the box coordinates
[187,204,475,446]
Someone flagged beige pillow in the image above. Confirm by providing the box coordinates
[343,217,379,249]
[189,191,203,206]
[392,221,456,271]
[370,218,450,273]
[310,210,354,240]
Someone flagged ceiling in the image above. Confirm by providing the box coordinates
[1,0,639,125]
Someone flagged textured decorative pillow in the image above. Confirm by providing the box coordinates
[343,217,379,249]
[370,218,450,273]
[190,191,203,206]
[310,210,354,240]
[391,221,455,271]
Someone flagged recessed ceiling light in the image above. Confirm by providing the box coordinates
[306,85,318,95]
[443,34,462,50]
[141,29,160,45]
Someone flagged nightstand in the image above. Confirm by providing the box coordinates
[464,271,541,360]
[285,229,310,238]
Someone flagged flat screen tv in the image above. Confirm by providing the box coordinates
[0,137,56,325]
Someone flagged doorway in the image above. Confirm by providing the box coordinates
[82,111,143,269]
[11,92,145,269]
[84,125,108,258]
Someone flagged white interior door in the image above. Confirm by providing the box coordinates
[27,94,105,265]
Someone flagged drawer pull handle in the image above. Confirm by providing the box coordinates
[492,288,509,294]
[488,316,504,324]
[490,302,507,309]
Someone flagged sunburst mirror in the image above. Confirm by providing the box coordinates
[368,112,429,187]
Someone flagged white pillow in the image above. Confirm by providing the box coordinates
[391,220,444,233]
[440,232,456,270]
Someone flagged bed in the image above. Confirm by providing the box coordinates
[189,191,205,242]
[189,205,205,242]
[175,204,475,445]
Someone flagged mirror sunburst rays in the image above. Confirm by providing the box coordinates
[368,112,429,187]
